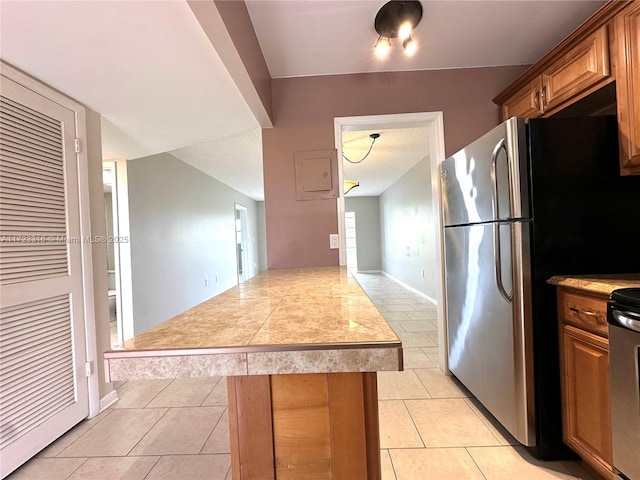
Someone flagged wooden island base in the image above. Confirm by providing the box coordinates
[227,372,381,479]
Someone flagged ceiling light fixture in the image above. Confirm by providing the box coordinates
[344,180,360,195]
[374,1,423,58]
[343,133,380,164]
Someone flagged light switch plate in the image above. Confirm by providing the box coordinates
[329,234,339,249]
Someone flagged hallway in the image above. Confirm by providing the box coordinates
[9,273,598,479]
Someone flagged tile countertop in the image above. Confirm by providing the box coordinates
[547,274,640,296]
[104,267,402,381]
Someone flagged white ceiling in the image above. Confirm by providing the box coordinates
[0,0,605,201]
[246,0,605,78]
[170,128,264,201]
[343,127,430,197]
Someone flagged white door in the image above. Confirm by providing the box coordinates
[0,75,89,477]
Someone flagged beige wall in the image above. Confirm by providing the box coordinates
[263,66,528,268]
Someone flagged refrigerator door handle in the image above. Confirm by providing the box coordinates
[493,222,513,302]
[491,138,513,303]
[490,138,511,220]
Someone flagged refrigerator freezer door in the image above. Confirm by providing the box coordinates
[441,118,526,227]
[445,221,534,446]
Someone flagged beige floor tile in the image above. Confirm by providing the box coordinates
[131,406,225,455]
[386,321,406,334]
[378,370,431,400]
[390,448,485,480]
[381,449,397,480]
[385,304,416,312]
[414,368,470,398]
[59,408,167,457]
[113,379,172,409]
[146,454,230,480]
[383,312,411,321]
[405,398,500,447]
[563,460,602,480]
[411,304,439,313]
[421,346,440,366]
[201,377,228,406]
[201,408,230,454]
[380,298,420,305]
[467,446,579,479]
[403,348,435,369]
[146,377,220,408]
[37,410,113,458]
[426,332,439,345]
[377,305,390,313]
[399,319,437,332]
[397,331,437,348]
[378,400,424,448]
[463,398,517,446]
[67,456,159,480]
[406,310,437,320]
[7,458,86,480]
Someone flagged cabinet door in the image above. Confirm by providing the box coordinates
[502,77,542,120]
[560,324,614,478]
[542,26,610,112]
[615,2,640,175]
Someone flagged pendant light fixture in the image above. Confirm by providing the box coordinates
[344,180,360,195]
[343,133,380,164]
[374,1,423,58]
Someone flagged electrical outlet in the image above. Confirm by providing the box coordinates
[329,234,339,249]
[204,275,209,287]
[421,269,425,278]
[215,273,220,283]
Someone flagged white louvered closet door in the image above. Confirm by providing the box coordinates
[0,75,89,477]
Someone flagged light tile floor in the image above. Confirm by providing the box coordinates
[9,272,600,480]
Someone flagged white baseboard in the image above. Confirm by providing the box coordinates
[99,390,119,413]
[381,271,437,305]
[356,269,383,274]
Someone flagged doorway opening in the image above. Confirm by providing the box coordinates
[235,204,249,284]
[102,159,134,346]
[334,112,448,372]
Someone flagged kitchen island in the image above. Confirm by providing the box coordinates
[104,267,402,479]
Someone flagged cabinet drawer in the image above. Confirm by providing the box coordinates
[559,290,608,337]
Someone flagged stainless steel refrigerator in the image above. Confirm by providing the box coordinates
[441,116,640,459]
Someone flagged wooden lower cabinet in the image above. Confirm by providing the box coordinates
[558,290,614,479]
[227,372,380,480]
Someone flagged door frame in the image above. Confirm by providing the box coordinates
[102,159,134,344]
[334,112,449,373]
[235,203,249,284]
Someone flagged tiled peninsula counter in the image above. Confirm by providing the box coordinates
[104,267,402,479]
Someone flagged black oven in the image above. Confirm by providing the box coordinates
[608,288,640,480]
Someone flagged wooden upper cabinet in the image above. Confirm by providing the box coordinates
[498,26,611,121]
[542,26,610,111]
[495,1,640,176]
[502,77,543,121]
[614,2,640,175]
